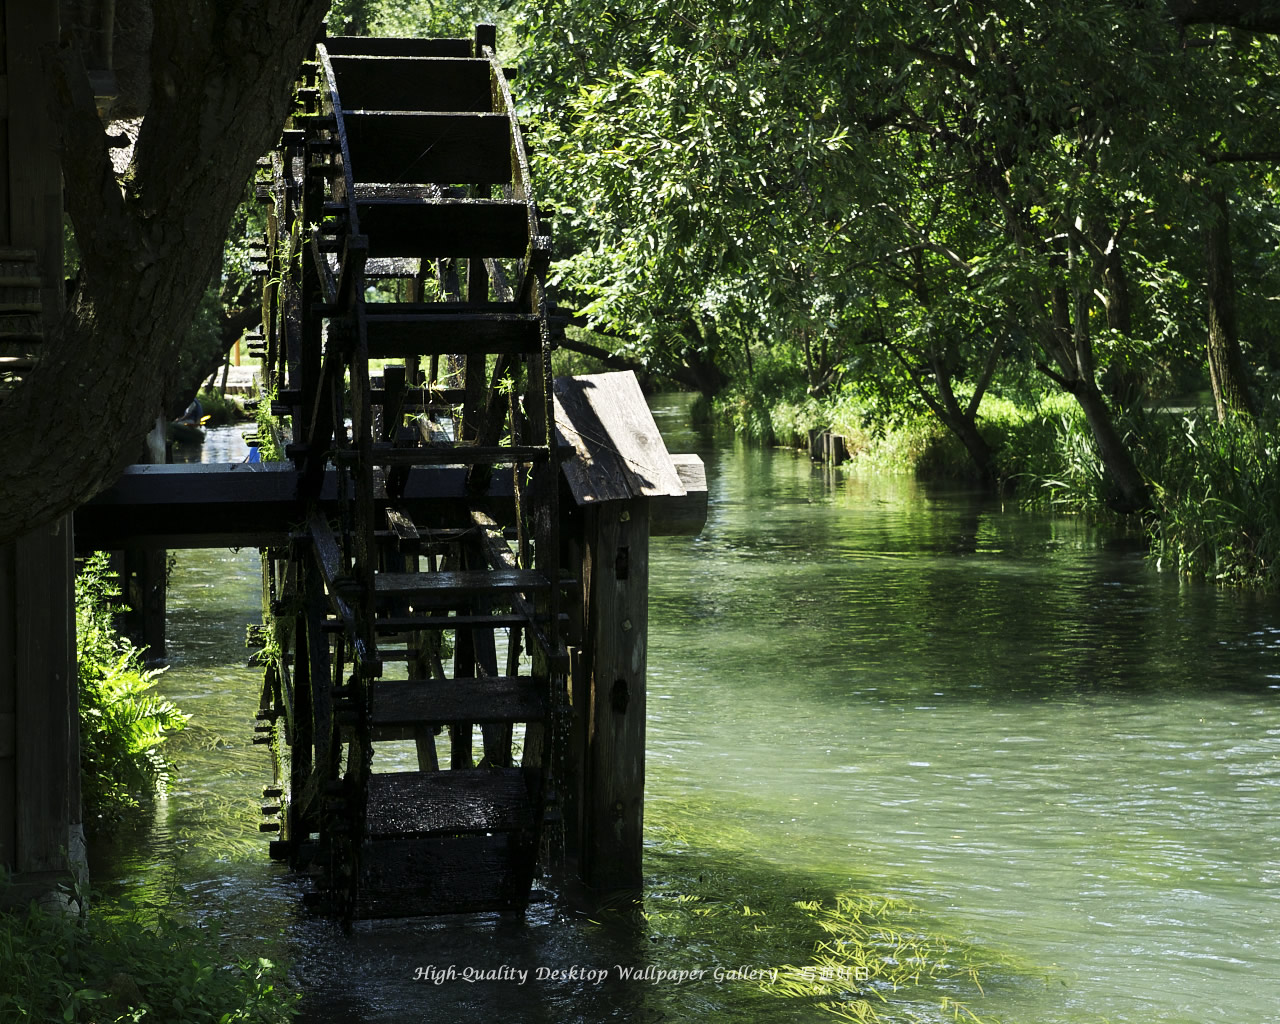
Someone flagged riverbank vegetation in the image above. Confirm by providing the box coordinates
[77,553,187,832]
[0,559,293,1024]
[0,899,295,1023]
[508,0,1280,588]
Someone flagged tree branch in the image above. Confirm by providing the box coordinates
[905,40,979,79]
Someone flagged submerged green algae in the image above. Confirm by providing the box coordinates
[579,803,1049,1024]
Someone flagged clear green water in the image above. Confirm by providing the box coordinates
[92,416,1280,1023]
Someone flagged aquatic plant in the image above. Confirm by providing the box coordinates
[196,386,250,427]
[636,813,1028,1024]
[77,553,188,830]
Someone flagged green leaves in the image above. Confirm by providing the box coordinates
[0,903,297,1024]
[77,553,189,831]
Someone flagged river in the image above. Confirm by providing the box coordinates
[90,404,1280,1023]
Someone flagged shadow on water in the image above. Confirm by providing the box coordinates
[89,418,1280,1024]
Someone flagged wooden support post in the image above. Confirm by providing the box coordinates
[461,256,489,442]
[12,521,78,874]
[0,1,85,908]
[0,542,16,871]
[552,372,707,901]
[580,499,648,895]
[122,548,167,658]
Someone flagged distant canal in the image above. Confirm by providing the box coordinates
[92,406,1280,1023]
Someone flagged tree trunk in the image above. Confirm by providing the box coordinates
[1205,188,1257,421]
[931,353,998,486]
[0,1,330,545]
[1072,378,1150,513]
[1097,236,1144,412]
[947,411,997,485]
[1036,281,1150,514]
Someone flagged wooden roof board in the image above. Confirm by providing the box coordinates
[553,372,686,504]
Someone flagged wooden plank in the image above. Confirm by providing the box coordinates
[375,568,550,602]
[386,507,419,541]
[364,310,540,358]
[336,442,548,466]
[330,56,493,113]
[371,676,543,728]
[364,256,421,278]
[343,112,510,185]
[363,298,521,315]
[14,519,75,874]
[554,372,687,504]
[365,767,533,838]
[325,36,472,58]
[357,199,528,259]
[326,612,535,634]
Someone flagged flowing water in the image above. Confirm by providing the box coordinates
[91,411,1280,1023]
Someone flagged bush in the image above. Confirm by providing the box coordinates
[0,900,296,1024]
[710,356,813,445]
[77,554,187,831]
[1146,413,1280,586]
[195,387,249,427]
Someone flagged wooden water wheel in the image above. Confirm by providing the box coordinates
[253,25,568,919]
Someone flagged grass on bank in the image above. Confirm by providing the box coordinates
[706,377,1280,589]
[0,897,296,1024]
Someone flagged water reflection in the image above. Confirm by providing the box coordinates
[91,415,1280,1024]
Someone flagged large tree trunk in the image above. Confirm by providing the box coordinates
[944,409,997,485]
[1205,188,1257,421]
[0,1,329,545]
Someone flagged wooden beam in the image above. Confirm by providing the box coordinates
[343,112,511,184]
[325,36,472,58]
[649,454,708,537]
[74,464,520,549]
[356,198,529,260]
[328,56,493,113]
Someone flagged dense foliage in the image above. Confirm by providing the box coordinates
[510,0,1280,583]
[77,553,187,830]
[0,901,295,1024]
